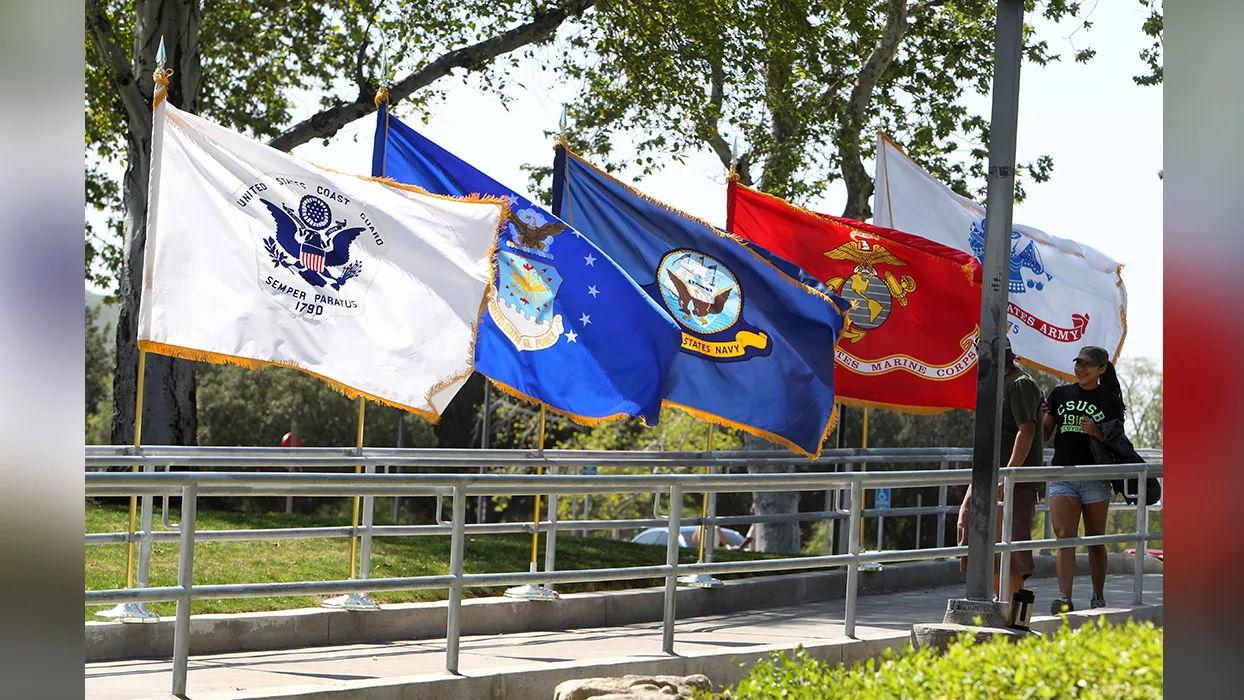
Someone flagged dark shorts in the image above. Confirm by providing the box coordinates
[957,485,1038,578]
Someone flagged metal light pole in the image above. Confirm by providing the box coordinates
[945,0,1024,628]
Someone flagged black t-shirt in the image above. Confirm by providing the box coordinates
[1045,384,1125,467]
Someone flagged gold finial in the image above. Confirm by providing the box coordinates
[374,84,391,108]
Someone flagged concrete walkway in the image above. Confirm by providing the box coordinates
[85,573,1162,700]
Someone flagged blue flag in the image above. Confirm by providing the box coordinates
[553,145,848,457]
[372,104,680,425]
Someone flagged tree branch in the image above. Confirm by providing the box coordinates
[702,60,753,186]
[267,0,597,152]
[839,0,908,220]
[86,0,149,140]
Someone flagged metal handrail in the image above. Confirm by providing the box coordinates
[82,445,1163,469]
[85,457,1162,697]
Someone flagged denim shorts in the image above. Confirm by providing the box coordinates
[1047,479,1114,504]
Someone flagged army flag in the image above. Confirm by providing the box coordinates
[873,133,1127,379]
[371,102,681,425]
[553,144,849,458]
[138,99,505,420]
[727,180,983,412]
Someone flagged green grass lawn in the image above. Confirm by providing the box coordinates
[85,502,799,620]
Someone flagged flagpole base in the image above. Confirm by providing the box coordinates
[96,603,160,624]
[504,584,560,601]
[320,594,380,611]
[678,573,724,589]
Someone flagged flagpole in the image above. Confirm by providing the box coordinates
[697,423,714,563]
[859,407,869,548]
[506,405,558,599]
[323,397,378,609]
[125,349,147,589]
[531,405,545,565]
[349,396,366,579]
[100,39,170,622]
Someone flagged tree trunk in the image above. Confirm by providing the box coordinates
[838,0,908,221]
[109,0,202,447]
[745,433,801,554]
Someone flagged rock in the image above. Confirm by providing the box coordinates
[911,622,1042,654]
[553,674,712,700]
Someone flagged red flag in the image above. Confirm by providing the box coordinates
[727,179,983,412]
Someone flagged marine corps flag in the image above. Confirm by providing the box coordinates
[727,180,983,412]
[554,144,849,458]
[138,95,505,420]
[874,132,1127,379]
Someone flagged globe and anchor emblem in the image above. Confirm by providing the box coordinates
[822,238,916,342]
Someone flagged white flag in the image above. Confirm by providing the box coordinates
[873,133,1126,379]
[138,100,505,419]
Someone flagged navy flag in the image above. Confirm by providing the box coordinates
[552,144,849,458]
[372,103,680,425]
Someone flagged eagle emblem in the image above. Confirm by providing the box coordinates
[822,238,917,343]
[261,194,367,290]
[507,207,567,253]
[487,205,568,352]
[969,219,1053,294]
[657,251,741,332]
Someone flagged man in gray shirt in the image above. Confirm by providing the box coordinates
[957,338,1045,598]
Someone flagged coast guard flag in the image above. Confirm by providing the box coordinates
[873,133,1127,379]
[372,103,680,425]
[554,145,849,458]
[728,180,983,413]
[138,100,505,420]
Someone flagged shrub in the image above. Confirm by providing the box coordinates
[711,618,1162,699]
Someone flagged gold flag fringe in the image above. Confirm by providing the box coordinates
[484,378,641,428]
[138,340,449,424]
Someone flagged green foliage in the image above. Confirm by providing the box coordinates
[1134,0,1163,87]
[85,501,798,618]
[85,0,580,292]
[712,618,1162,699]
[85,303,113,420]
[543,0,1093,212]
[1117,357,1162,449]
[194,362,437,448]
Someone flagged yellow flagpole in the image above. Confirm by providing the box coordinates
[530,405,547,567]
[697,423,715,562]
[859,407,870,548]
[125,349,148,589]
[349,397,366,579]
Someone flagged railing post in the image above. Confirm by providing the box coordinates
[359,463,376,582]
[706,465,719,563]
[845,480,862,639]
[936,461,948,550]
[446,484,467,674]
[170,482,198,697]
[544,465,559,589]
[1133,467,1149,605]
[662,485,683,654]
[915,494,923,548]
[998,474,1016,603]
[137,463,156,591]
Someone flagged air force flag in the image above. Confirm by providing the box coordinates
[373,103,680,425]
[553,145,849,458]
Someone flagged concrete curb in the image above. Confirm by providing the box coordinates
[86,552,1161,662]
[184,604,1163,700]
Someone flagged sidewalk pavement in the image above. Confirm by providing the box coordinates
[85,573,1162,700]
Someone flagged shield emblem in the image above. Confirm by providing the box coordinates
[488,250,565,351]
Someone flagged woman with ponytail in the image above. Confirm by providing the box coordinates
[1043,346,1125,614]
